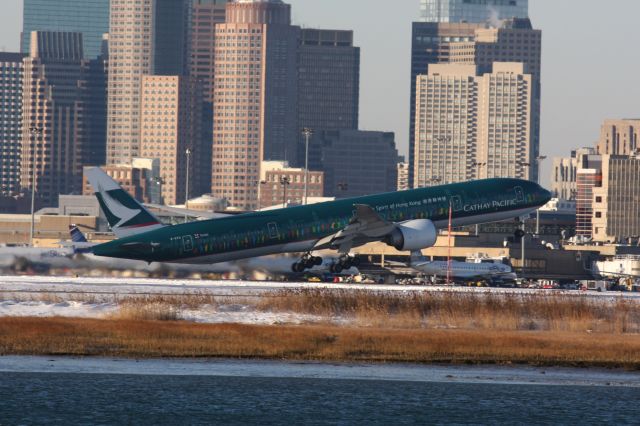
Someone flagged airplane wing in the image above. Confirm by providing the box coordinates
[144,204,232,220]
[313,204,396,253]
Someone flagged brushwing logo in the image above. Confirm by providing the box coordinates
[97,183,142,229]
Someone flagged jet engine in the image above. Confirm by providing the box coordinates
[384,219,438,252]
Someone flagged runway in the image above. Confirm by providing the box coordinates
[0,274,638,299]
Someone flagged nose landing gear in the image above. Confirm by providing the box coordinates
[291,253,323,273]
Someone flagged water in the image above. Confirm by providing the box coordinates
[0,357,639,425]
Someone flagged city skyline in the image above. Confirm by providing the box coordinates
[2,1,640,186]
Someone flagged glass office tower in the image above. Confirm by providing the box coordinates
[420,0,528,23]
[21,0,109,59]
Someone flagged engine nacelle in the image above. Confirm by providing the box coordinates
[384,219,438,252]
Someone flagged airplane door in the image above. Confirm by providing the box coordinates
[451,195,463,212]
[514,186,525,203]
[182,235,194,252]
[267,222,279,239]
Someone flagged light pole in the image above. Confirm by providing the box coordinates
[521,221,526,279]
[185,148,192,223]
[302,127,313,205]
[519,156,547,236]
[535,156,547,235]
[29,126,42,247]
[280,176,290,208]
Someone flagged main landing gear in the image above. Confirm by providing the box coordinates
[291,253,323,273]
[329,255,361,274]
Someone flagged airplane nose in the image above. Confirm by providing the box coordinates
[536,185,552,204]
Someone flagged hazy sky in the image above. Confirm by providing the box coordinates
[3,0,640,184]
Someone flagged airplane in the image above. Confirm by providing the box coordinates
[86,167,552,271]
[0,225,89,269]
[407,252,517,284]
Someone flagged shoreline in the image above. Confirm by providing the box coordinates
[1,355,640,387]
[2,317,640,370]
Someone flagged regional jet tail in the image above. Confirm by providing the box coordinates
[85,167,165,238]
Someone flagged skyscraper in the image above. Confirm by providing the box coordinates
[448,19,542,180]
[140,76,204,205]
[81,42,109,168]
[21,32,87,206]
[189,0,228,102]
[592,154,640,243]
[414,62,534,187]
[420,0,529,24]
[550,147,596,201]
[408,22,481,187]
[21,0,110,59]
[574,153,602,238]
[310,130,398,198]
[211,0,299,210]
[0,53,25,196]
[414,64,478,187]
[409,16,541,186]
[107,0,189,166]
[297,29,360,136]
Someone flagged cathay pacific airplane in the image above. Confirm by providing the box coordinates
[86,168,551,272]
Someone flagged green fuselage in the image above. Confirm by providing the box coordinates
[92,178,551,264]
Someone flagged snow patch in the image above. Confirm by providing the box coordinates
[0,300,325,325]
[0,300,117,318]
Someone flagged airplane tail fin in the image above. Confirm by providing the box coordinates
[67,225,94,254]
[409,250,427,266]
[69,225,88,243]
[85,167,165,238]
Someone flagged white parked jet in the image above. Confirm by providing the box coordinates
[408,252,517,283]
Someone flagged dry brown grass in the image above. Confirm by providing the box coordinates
[1,317,640,369]
[4,289,640,334]
[257,290,640,333]
[112,302,181,321]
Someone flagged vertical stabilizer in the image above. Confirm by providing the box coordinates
[85,167,165,238]
[409,250,427,266]
[69,225,88,243]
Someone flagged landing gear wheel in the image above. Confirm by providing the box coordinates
[350,256,361,267]
[333,263,343,274]
[313,256,323,266]
[292,262,305,273]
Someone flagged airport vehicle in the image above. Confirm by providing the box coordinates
[86,167,552,269]
[579,280,609,292]
[408,252,517,284]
